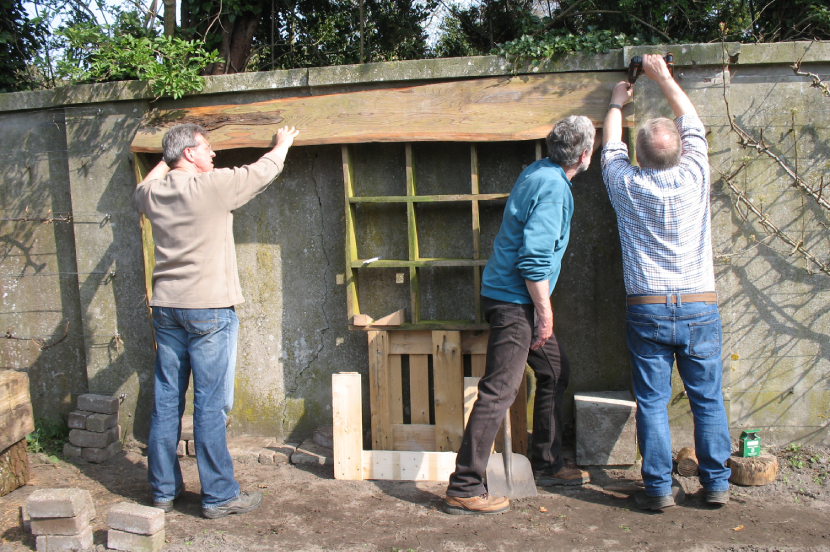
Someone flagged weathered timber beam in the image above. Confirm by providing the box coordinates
[130,73,634,152]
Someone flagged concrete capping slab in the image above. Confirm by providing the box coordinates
[623,42,742,68]
[4,42,823,114]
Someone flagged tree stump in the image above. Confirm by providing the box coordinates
[0,439,30,497]
[676,446,699,477]
[727,452,778,486]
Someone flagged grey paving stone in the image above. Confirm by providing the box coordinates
[68,428,115,449]
[26,488,94,519]
[291,439,333,466]
[35,526,93,551]
[107,502,164,536]
[176,441,185,458]
[180,415,194,441]
[186,440,195,456]
[66,411,91,430]
[19,505,30,531]
[76,394,119,414]
[82,440,123,464]
[62,443,82,459]
[574,391,637,466]
[30,504,94,536]
[107,528,166,552]
[86,412,118,433]
[313,427,334,450]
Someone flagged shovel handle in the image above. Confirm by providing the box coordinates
[503,407,513,480]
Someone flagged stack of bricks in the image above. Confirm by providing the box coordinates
[107,502,165,552]
[25,488,95,551]
[64,394,122,463]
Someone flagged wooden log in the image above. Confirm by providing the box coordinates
[676,446,699,477]
[130,73,635,153]
[0,439,30,497]
[727,452,779,486]
[0,371,35,452]
[332,373,363,480]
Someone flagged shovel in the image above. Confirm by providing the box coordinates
[485,407,537,499]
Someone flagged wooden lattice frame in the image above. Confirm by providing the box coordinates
[342,142,545,330]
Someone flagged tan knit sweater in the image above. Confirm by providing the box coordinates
[134,151,285,308]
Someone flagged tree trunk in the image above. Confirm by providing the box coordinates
[0,440,30,498]
[163,0,177,37]
[209,12,261,74]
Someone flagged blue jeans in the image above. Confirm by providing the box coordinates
[148,307,240,508]
[626,298,731,497]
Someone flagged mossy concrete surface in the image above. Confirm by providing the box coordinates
[0,43,827,445]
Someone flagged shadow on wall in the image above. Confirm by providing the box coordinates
[0,109,88,421]
[61,103,156,440]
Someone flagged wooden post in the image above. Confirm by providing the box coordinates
[332,373,363,480]
[0,371,34,497]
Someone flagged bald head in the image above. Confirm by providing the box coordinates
[636,118,681,169]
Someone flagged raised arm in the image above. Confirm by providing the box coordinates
[603,81,634,146]
[642,54,697,119]
[139,160,170,186]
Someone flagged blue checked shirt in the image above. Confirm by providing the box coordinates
[601,114,715,295]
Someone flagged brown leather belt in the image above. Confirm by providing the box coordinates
[627,292,717,306]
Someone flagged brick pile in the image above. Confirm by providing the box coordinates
[63,394,122,463]
[25,488,95,551]
[107,502,165,552]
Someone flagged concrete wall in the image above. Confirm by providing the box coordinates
[0,42,827,446]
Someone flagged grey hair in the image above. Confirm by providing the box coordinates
[162,124,208,165]
[546,115,596,167]
[636,118,681,169]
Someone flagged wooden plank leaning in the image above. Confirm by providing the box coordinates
[332,372,363,480]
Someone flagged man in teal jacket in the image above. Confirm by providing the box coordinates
[445,115,596,515]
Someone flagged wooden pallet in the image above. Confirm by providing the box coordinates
[334,329,529,482]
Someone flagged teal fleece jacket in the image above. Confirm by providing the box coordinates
[481,158,574,304]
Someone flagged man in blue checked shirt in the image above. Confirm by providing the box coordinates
[601,54,731,511]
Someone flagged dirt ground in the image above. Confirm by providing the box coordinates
[1,441,829,552]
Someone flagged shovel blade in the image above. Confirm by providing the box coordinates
[485,452,538,499]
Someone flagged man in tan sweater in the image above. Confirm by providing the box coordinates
[134,123,298,519]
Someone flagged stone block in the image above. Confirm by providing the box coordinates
[258,444,294,465]
[291,439,333,466]
[30,504,94,536]
[186,440,195,456]
[575,391,637,466]
[107,502,164,536]
[62,443,82,459]
[313,427,334,450]
[82,440,123,464]
[76,394,119,414]
[176,441,185,458]
[68,427,116,449]
[180,415,194,441]
[66,411,91,430]
[107,528,165,552]
[20,505,30,531]
[36,526,93,551]
[26,488,94,519]
[86,412,118,433]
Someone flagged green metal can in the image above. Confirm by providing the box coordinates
[739,429,761,457]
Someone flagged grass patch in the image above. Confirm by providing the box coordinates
[26,417,69,463]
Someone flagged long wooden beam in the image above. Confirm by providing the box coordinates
[130,73,633,152]
[362,450,457,481]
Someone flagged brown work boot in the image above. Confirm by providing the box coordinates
[444,493,510,515]
[535,466,590,486]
